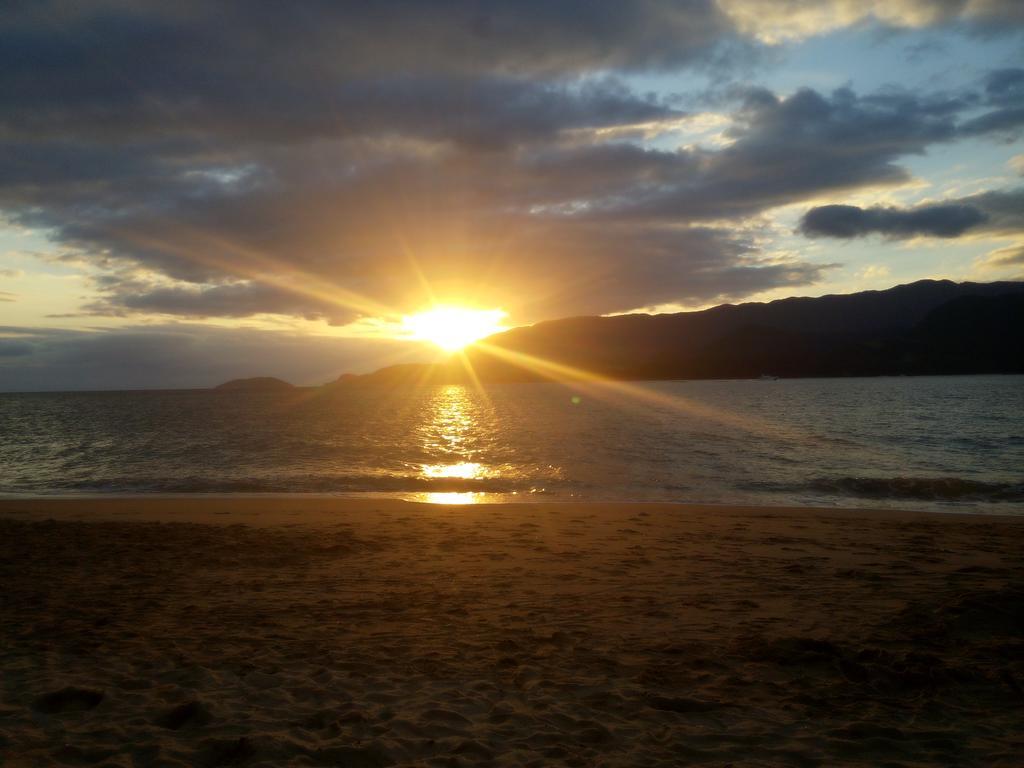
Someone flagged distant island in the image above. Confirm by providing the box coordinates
[213,377,296,391]
[217,279,1024,390]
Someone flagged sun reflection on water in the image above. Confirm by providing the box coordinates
[416,491,485,505]
[421,461,489,479]
[416,385,496,502]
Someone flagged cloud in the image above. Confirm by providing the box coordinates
[799,186,1024,279]
[800,188,1024,277]
[0,100,847,321]
[1,4,1022,329]
[0,75,682,153]
[985,242,1024,266]
[597,85,965,222]
[860,264,891,280]
[958,187,1024,233]
[958,68,1024,139]
[0,339,32,356]
[84,277,362,325]
[3,0,1018,134]
[800,202,988,238]
[0,78,998,322]
[718,0,1024,42]
[0,1,736,144]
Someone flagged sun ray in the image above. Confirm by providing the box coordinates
[110,224,397,322]
[472,341,816,444]
[111,222,807,448]
[449,349,486,396]
[394,233,439,309]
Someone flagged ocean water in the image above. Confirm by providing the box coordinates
[1,376,1022,512]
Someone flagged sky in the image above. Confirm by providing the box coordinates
[1,0,1022,391]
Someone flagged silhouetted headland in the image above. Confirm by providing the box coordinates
[212,280,1023,391]
[213,377,295,391]
[315,279,1024,389]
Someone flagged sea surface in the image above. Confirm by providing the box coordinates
[1,376,1022,512]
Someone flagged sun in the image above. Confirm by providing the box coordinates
[402,306,507,352]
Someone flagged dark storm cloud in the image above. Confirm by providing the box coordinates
[800,188,1024,240]
[2,0,735,79]
[319,77,681,149]
[800,203,988,239]
[0,0,734,142]
[0,73,682,149]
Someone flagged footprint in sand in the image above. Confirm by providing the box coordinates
[155,700,213,730]
[32,687,104,714]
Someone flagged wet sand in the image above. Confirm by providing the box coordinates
[1,497,1023,766]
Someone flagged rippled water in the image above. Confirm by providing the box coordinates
[2,376,1022,512]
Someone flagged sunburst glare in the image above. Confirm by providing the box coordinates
[402,306,507,352]
[421,462,488,479]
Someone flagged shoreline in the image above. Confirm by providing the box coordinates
[2,495,1023,526]
[1,495,1021,523]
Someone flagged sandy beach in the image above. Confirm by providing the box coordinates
[1,497,1022,767]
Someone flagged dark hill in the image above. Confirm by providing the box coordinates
[213,376,295,391]
[325,279,1024,387]
[463,279,1024,380]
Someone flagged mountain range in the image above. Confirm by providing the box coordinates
[217,279,1024,390]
